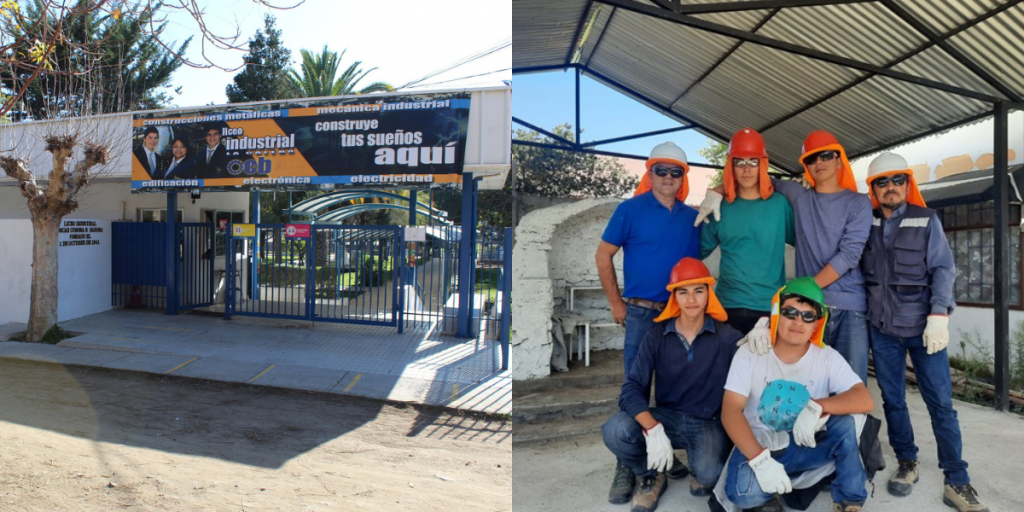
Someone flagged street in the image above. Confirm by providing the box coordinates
[0,359,510,511]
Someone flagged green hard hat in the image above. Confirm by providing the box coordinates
[778,277,827,317]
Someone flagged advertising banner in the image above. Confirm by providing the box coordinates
[130,92,470,193]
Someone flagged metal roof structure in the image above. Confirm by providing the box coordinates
[514,0,1024,408]
[919,164,1024,208]
[513,0,1024,173]
[284,190,452,225]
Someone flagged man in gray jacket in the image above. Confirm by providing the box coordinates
[860,152,987,512]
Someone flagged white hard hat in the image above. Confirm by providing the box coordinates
[648,142,688,167]
[867,152,910,179]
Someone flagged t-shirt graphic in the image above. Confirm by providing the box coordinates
[757,379,810,432]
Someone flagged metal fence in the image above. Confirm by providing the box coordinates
[177,223,215,311]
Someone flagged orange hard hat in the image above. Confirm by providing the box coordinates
[729,128,767,158]
[655,257,727,323]
[802,130,840,155]
[668,257,712,286]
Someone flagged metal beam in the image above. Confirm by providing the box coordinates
[847,111,991,160]
[565,0,596,66]
[585,7,617,67]
[761,0,1024,133]
[512,139,723,169]
[993,101,1010,411]
[583,125,694,147]
[670,8,781,109]
[596,0,1002,103]
[576,67,582,145]
[512,116,577,147]
[651,0,872,14]
[879,0,1020,103]
[512,64,571,75]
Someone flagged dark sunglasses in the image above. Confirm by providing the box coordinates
[652,165,685,179]
[802,150,840,166]
[732,158,760,168]
[872,174,908,188]
[779,306,820,323]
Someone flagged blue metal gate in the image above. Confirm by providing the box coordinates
[225,224,400,325]
[177,223,215,311]
[112,222,168,309]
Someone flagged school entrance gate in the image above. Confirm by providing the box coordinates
[224,224,404,326]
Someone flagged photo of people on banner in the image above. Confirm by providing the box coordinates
[130,91,471,193]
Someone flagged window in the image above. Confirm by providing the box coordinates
[939,201,1022,306]
[204,210,245,257]
[139,208,183,222]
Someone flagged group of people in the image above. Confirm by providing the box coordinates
[595,129,986,512]
[133,125,229,180]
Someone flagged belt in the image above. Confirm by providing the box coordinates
[625,297,666,311]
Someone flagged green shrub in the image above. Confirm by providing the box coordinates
[360,255,394,286]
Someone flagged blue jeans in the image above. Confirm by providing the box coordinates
[624,303,660,376]
[602,408,731,484]
[869,325,970,485]
[724,415,867,508]
[824,308,869,384]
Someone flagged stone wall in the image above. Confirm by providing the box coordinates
[511,198,622,381]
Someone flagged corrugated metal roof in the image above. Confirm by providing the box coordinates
[514,0,1024,172]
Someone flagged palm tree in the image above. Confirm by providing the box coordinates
[286,46,393,98]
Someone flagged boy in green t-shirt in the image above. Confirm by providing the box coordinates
[699,128,794,334]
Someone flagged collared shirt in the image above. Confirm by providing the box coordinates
[207,146,217,162]
[877,203,955,314]
[144,148,156,170]
[601,191,701,302]
[165,157,185,176]
[618,316,741,420]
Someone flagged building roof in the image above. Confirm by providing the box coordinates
[514,0,1024,173]
[919,164,1024,208]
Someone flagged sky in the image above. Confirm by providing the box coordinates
[512,71,716,162]
[157,0,511,109]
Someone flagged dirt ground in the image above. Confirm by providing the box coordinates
[0,358,510,511]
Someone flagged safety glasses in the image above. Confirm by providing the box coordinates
[802,150,840,167]
[872,174,908,188]
[732,158,760,168]
[779,306,820,323]
[651,165,685,179]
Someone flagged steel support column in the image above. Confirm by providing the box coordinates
[456,172,476,338]
[500,227,514,371]
[250,191,260,301]
[993,102,1010,411]
[166,192,177,315]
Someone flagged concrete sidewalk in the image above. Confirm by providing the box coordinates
[513,377,1022,512]
[0,308,509,415]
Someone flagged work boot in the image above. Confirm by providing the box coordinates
[747,495,784,512]
[630,473,667,512]
[832,503,862,512]
[608,460,636,504]
[667,455,690,479]
[689,477,712,497]
[888,459,919,496]
[943,483,990,512]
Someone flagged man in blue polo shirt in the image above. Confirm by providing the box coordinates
[603,258,741,512]
[597,141,702,502]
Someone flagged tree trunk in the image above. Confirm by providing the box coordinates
[27,211,61,342]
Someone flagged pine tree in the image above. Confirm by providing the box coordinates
[226,14,294,103]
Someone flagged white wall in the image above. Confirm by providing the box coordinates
[947,306,1024,363]
[0,219,113,324]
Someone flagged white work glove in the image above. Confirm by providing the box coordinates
[792,400,829,448]
[748,449,792,495]
[693,189,723,226]
[737,317,771,355]
[643,422,674,473]
[924,314,950,355]
[797,176,813,189]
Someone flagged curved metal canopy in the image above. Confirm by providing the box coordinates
[313,203,452,225]
[284,189,449,221]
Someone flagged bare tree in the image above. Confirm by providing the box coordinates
[0,0,303,119]
[0,0,299,341]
